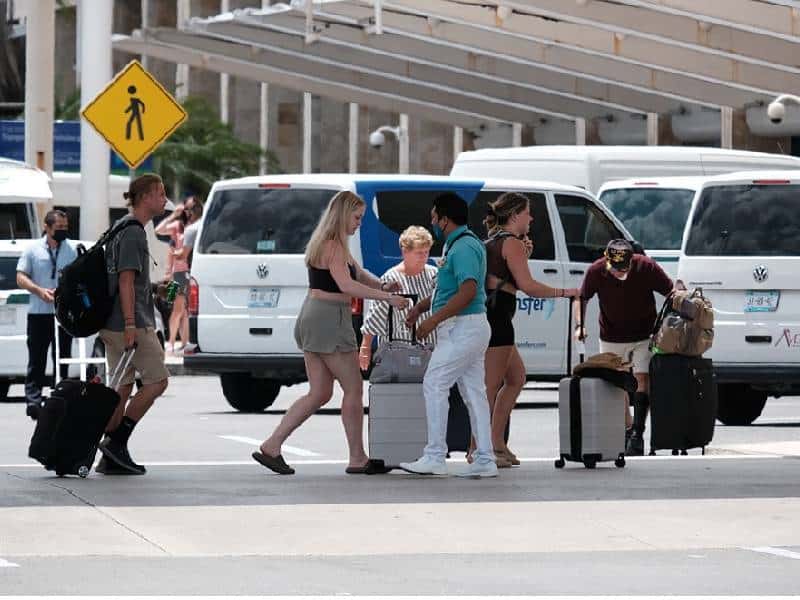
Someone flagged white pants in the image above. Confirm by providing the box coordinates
[422,314,495,465]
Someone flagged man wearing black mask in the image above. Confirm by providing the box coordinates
[16,210,79,419]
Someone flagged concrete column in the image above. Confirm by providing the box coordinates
[23,0,55,177]
[219,0,230,123]
[140,0,149,71]
[259,82,269,174]
[647,113,659,145]
[348,103,358,174]
[303,92,312,174]
[398,113,410,174]
[453,126,463,158]
[175,0,190,100]
[574,118,586,145]
[512,122,522,147]
[721,106,733,149]
[79,0,112,240]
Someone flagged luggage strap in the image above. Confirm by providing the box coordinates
[569,377,583,460]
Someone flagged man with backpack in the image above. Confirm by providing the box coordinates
[16,210,78,420]
[400,193,498,478]
[95,174,170,475]
[574,239,682,456]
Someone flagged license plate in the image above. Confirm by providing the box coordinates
[744,290,780,312]
[0,307,15,325]
[248,287,280,308]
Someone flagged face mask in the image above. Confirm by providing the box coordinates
[432,224,444,241]
[52,230,68,243]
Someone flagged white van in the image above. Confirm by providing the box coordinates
[597,177,706,278]
[678,171,800,425]
[451,145,800,195]
[186,174,634,411]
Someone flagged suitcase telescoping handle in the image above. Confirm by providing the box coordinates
[566,296,586,377]
[387,293,419,344]
[107,344,137,392]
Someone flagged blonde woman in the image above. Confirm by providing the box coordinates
[483,192,579,466]
[359,226,437,370]
[253,191,409,475]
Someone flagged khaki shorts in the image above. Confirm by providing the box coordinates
[100,327,169,387]
[599,338,652,375]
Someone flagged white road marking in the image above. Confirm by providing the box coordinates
[217,435,321,457]
[0,558,20,568]
[746,546,800,560]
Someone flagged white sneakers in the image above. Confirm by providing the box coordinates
[399,456,448,476]
[399,456,499,478]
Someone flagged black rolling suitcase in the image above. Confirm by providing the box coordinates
[648,353,717,455]
[29,346,135,477]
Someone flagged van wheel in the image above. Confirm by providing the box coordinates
[0,379,10,401]
[717,384,768,425]
[220,373,281,412]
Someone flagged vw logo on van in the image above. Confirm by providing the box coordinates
[753,265,768,283]
[256,264,269,279]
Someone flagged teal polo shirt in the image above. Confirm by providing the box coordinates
[432,225,487,316]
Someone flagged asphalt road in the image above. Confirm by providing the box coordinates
[1,376,799,595]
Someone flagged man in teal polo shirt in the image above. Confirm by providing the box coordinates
[401,193,497,478]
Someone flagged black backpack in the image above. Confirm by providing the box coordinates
[55,219,143,338]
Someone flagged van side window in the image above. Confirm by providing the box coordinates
[199,188,336,255]
[555,194,622,263]
[468,191,555,260]
[375,190,446,257]
[0,204,33,239]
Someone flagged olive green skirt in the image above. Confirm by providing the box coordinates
[294,296,358,354]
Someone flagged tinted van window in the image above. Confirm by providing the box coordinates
[0,204,33,239]
[599,188,694,251]
[375,190,444,257]
[469,191,555,260]
[555,194,623,263]
[0,256,18,290]
[199,188,337,255]
[685,184,800,256]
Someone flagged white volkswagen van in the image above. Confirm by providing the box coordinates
[186,174,635,411]
[678,171,800,425]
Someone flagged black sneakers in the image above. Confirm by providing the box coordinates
[98,437,146,475]
[626,432,645,456]
[94,456,138,475]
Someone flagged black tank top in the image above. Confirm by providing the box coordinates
[308,263,357,293]
[485,232,519,289]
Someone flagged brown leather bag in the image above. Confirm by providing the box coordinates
[650,288,714,356]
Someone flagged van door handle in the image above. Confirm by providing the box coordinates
[543,268,558,274]
[745,335,771,343]
[250,328,273,336]
[569,269,585,275]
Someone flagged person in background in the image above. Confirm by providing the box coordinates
[155,202,190,354]
[482,192,579,467]
[15,209,78,420]
[253,191,409,476]
[359,225,437,370]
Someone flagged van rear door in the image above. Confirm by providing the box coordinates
[680,181,800,364]
[193,184,339,355]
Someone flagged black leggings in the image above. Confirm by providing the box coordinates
[486,289,517,348]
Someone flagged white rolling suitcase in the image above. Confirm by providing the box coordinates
[555,299,626,470]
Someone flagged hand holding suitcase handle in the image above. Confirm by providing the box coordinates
[567,296,586,377]
[387,293,419,344]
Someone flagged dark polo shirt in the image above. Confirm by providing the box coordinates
[580,254,673,343]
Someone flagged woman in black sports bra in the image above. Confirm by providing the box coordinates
[253,190,409,476]
[482,192,579,467]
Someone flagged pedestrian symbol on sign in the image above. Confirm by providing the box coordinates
[125,85,146,141]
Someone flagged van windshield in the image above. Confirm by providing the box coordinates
[599,188,694,251]
[198,188,337,255]
[685,184,800,256]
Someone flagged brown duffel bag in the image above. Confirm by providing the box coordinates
[650,288,714,357]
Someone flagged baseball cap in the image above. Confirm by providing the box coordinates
[604,239,634,272]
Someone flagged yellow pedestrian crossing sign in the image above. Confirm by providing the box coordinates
[81,60,187,169]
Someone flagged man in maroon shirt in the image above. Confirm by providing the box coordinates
[574,239,680,456]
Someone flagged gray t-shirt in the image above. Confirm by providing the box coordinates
[105,215,155,331]
[183,221,199,250]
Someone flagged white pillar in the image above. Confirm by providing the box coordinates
[646,113,659,145]
[23,0,55,177]
[175,0,190,100]
[219,0,230,123]
[453,126,463,158]
[259,82,269,175]
[79,0,112,240]
[512,122,522,147]
[398,113,409,174]
[348,102,359,174]
[303,92,312,174]
[721,106,733,149]
[140,0,149,71]
[574,118,586,145]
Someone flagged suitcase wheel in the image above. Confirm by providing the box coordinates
[648,449,657,456]
[77,466,90,478]
[615,455,625,468]
[583,458,596,469]
[671,449,679,456]
[554,458,565,469]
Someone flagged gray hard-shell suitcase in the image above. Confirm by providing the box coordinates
[368,383,428,469]
[555,298,626,469]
